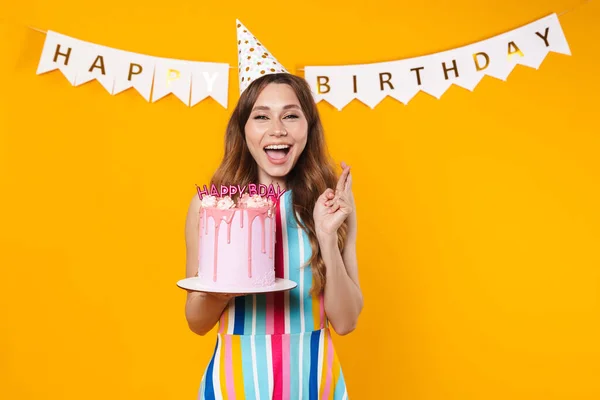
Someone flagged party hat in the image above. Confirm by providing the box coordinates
[236,19,288,94]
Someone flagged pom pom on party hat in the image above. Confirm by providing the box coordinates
[236,19,288,94]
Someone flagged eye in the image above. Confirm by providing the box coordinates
[253,115,268,120]
[284,114,299,119]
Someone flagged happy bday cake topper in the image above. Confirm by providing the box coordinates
[195,183,286,202]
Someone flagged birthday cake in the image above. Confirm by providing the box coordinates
[195,184,284,290]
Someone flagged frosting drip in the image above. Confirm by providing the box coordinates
[246,208,271,278]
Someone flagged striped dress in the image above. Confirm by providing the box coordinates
[197,190,349,400]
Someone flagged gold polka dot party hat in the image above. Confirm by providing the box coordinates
[236,19,288,94]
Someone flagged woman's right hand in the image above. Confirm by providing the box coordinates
[184,289,246,335]
[185,290,247,302]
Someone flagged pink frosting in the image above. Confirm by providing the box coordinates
[196,192,277,290]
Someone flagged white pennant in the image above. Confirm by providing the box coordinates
[152,58,193,105]
[305,13,571,110]
[75,43,119,93]
[190,62,229,108]
[36,31,86,85]
[112,51,156,102]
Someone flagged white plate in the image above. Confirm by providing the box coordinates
[176,277,297,294]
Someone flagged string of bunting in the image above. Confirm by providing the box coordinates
[13,0,594,110]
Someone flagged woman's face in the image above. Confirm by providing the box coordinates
[244,83,308,185]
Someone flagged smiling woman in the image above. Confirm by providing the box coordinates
[184,72,362,399]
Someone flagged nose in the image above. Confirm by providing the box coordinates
[269,119,287,136]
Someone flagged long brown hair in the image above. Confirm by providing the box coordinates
[210,73,347,295]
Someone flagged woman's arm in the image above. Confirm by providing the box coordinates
[184,194,232,335]
[320,207,363,336]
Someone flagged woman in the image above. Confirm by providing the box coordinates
[184,72,363,399]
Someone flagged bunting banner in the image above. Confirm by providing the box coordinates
[34,12,572,111]
[36,31,229,108]
[304,13,571,110]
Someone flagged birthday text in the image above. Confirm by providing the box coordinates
[195,183,286,201]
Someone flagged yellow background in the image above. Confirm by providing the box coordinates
[1,0,599,398]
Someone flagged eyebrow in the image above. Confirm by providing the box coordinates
[251,104,302,112]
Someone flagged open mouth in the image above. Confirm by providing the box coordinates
[263,144,292,162]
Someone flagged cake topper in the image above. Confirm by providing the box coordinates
[195,183,286,203]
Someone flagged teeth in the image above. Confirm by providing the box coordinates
[264,144,290,150]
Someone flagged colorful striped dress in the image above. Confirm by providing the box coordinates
[197,190,349,400]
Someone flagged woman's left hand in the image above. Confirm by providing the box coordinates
[314,161,355,239]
